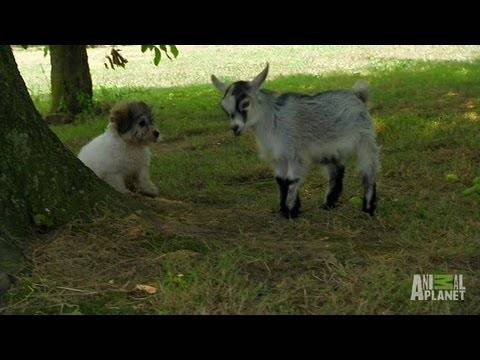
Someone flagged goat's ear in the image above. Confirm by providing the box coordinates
[250,63,269,90]
[211,75,228,94]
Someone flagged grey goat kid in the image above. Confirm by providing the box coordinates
[211,64,380,219]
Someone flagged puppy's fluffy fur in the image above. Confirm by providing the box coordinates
[78,101,161,196]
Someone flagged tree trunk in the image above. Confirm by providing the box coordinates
[0,46,118,287]
[50,45,93,115]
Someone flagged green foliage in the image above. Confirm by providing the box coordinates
[140,45,179,65]
[104,48,128,69]
[169,45,179,58]
[19,45,178,69]
[104,45,178,69]
[154,47,161,66]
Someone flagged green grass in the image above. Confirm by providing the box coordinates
[2,50,480,314]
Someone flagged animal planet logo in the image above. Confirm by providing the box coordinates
[410,274,466,301]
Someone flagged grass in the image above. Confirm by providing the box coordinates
[2,46,480,314]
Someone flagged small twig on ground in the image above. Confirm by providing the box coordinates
[56,286,98,295]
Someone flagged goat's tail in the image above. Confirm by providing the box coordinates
[353,80,369,103]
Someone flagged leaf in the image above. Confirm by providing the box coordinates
[141,45,154,53]
[169,45,179,58]
[105,55,114,69]
[159,45,172,60]
[153,47,161,66]
[135,284,157,294]
[111,48,128,68]
[349,196,363,207]
[445,173,459,183]
[43,46,49,57]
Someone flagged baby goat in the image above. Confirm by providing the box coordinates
[211,64,380,219]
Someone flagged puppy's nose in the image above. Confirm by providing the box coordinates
[231,125,240,135]
[154,130,160,138]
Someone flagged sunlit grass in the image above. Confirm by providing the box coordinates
[3,48,480,315]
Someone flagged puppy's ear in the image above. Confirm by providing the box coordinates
[110,103,133,134]
[137,101,150,110]
[136,101,153,116]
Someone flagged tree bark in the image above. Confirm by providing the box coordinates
[50,45,93,115]
[0,46,118,283]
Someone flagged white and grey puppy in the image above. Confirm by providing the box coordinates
[78,101,161,196]
[211,64,380,219]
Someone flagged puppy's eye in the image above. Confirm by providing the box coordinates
[139,120,146,127]
[241,101,250,109]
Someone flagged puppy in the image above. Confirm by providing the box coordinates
[78,101,161,196]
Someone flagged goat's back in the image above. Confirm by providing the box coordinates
[274,90,372,141]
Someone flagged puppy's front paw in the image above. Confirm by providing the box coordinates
[140,185,159,198]
[114,187,134,196]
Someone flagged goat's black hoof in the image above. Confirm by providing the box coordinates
[362,207,376,217]
[362,198,377,217]
[362,204,376,216]
[289,197,301,219]
[279,208,300,219]
[289,207,300,219]
[279,207,290,219]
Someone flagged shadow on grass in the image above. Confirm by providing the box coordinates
[6,57,478,315]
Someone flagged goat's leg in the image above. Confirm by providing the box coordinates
[285,179,302,219]
[282,161,307,219]
[362,174,377,216]
[321,160,345,210]
[273,160,290,218]
[275,177,290,217]
[356,135,380,216]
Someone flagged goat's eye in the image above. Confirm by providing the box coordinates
[139,120,146,127]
